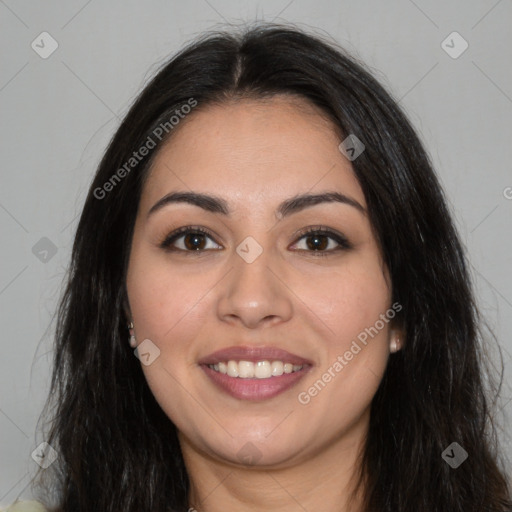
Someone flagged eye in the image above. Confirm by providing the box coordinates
[159,225,352,256]
[290,226,352,256]
[160,226,222,252]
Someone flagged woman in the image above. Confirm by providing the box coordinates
[15,23,511,511]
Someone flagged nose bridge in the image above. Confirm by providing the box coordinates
[233,234,275,287]
[215,234,293,328]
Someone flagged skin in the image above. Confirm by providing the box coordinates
[125,96,403,512]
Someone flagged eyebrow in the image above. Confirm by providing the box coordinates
[147,190,366,219]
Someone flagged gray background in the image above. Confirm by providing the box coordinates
[1,0,511,505]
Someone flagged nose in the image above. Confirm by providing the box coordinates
[215,242,294,329]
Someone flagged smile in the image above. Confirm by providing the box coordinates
[207,360,304,379]
[199,345,313,401]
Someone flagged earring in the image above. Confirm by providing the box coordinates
[390,338,400,353]
[128,321,137,348]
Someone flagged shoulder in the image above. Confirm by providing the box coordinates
[0,501,48,512]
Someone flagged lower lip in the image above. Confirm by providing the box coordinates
[201,365,311,401]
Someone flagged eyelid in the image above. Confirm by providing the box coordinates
[290,225,353,251]
[159,225,221,251]
[159,224,352,253]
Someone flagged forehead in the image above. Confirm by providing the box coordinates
[140,96,366,215]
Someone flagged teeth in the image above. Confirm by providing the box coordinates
[208,360,304,378]
[238,360,254,378]
[271,361,284,376]
[255,360,271,379]
[227,361,239,377]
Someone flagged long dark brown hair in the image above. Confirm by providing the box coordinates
[31,22,511,511]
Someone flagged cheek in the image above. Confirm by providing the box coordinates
[328,267,392,375]
[294,262,391,415]
[291,260,391,345]
[126,252,215,424]
[126,250,218,341]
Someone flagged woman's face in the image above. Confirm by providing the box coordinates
[126,96,400,468]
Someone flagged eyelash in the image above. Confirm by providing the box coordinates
[159,225,352,257]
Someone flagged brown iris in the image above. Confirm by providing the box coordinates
[184,233,207,250]
[305,234,328,251]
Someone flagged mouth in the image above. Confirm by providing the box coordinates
[207,359,305,377]
[198,346,312,401]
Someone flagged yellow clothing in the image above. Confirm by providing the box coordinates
[0,501,47,512]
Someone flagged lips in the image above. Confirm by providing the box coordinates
[198,346,312,366]
[198,345,313,401]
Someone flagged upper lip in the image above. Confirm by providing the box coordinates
[198,346,312,366]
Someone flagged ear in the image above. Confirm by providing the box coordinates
[389,326,405,353]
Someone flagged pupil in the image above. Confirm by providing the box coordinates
[185,233,205,250]
[307,235,327,251]
[182,233,328,251]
